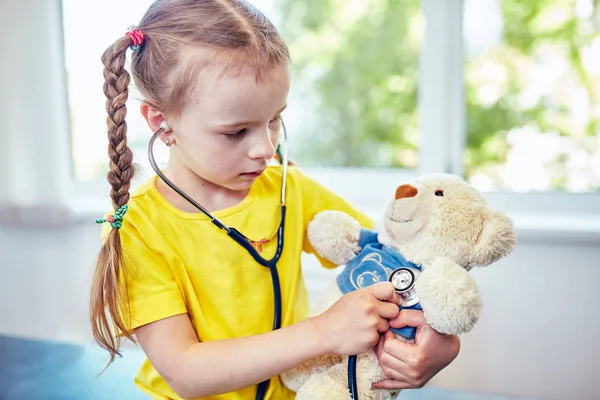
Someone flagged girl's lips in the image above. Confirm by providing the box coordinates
[240,169,265,178]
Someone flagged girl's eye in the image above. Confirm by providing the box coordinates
[225,129,246,140]
[270,114,282,124]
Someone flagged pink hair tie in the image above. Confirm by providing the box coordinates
[125,25,145,50]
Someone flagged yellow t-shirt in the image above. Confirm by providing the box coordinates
[107,166,373,400]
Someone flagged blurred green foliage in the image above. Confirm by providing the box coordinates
[277,0,599,191]
[278,0,421,168]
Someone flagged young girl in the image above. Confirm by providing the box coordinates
[90,1,460,399]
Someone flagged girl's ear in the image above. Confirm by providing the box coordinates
[140,101,169,132]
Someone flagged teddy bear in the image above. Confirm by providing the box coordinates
[280,173,517,400]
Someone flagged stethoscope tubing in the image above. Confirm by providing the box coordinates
[147,121,289,400]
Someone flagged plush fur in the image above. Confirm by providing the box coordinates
[280,173,517,400]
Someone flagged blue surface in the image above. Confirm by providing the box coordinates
[0,334,542,400]
[0,334,146,400]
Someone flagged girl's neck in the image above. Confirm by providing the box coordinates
[156,164,249,214]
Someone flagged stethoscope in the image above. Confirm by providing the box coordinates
[147,120,417,400]
[147,120,289,400]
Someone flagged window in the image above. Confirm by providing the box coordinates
[62,0,422,185]
[62,0,598,218]
[464,0,600,193]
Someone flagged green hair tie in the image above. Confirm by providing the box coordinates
[95,204,128,229]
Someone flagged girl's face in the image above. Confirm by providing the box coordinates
[165,61,290,194]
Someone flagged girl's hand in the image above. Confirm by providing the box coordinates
[316,282,400,356]
[373,309,460,390]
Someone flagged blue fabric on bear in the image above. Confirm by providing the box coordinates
[336,228,422,340]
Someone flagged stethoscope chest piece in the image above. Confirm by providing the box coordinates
[389,267,421,307]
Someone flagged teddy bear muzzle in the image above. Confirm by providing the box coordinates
[395,184,418,199]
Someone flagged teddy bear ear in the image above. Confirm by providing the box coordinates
[469,207,517,267]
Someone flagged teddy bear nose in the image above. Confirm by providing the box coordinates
[395,184,418,199]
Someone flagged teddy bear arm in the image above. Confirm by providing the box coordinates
[415,257,483,335]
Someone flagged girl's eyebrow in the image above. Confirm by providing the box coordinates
[215,104,288,129]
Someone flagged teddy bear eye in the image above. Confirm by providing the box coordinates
[435,190,444,197]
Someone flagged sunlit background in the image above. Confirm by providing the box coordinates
[1,0,599,399]
[64,0,600,192]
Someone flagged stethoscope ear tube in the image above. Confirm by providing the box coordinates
[148,127,231,231]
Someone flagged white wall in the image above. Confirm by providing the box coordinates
[1,2,599,400]
[416,241,600,400]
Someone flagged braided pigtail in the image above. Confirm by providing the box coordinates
[90,34,138,368]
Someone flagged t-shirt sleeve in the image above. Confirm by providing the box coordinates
[101,220,187,334]
[293,168,375,269]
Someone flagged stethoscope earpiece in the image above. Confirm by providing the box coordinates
[160,120,170,131]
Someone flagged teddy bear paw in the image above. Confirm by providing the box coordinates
[307,210,362,265]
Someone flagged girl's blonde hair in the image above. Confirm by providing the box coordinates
[90,0,290,366]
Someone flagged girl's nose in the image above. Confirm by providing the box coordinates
[248,129,277,160]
